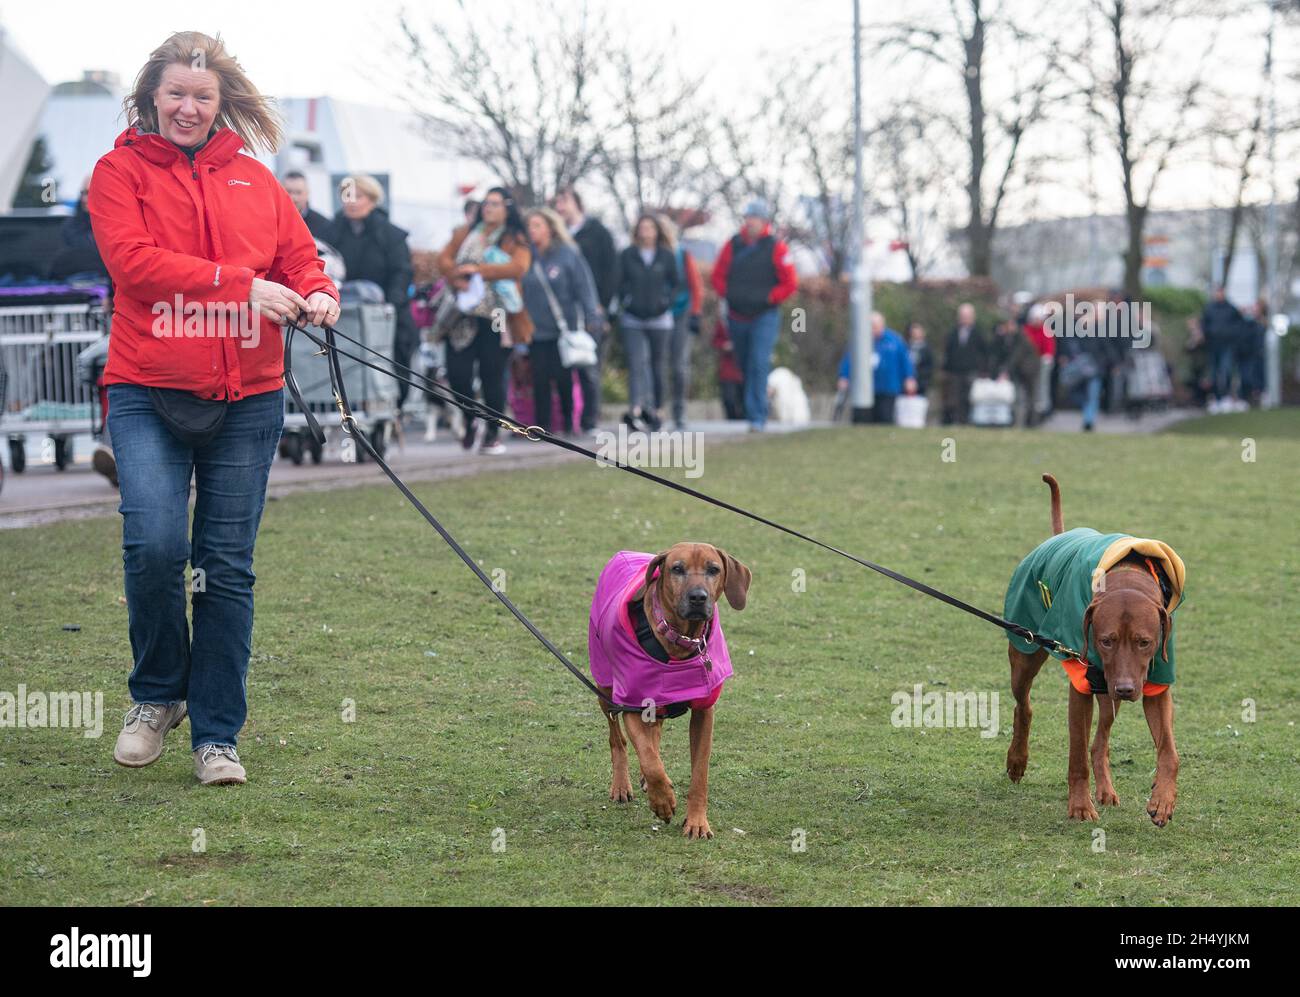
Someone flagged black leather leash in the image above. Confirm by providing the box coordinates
[283,317,1085,699]
[285,318,619,707]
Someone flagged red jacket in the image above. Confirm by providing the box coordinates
[1023,321,1056,358]
[88,127,337,401]
[710,319,743,383]
[710,221,798,316]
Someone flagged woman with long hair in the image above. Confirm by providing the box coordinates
[615,213,679,431]
[435,186,533,454]
[89,31,339,785]
[522,207,603,435]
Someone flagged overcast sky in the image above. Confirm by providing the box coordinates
[3,0,1294,230]
[1,0,841,105]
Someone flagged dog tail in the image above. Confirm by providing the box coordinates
[1042,473,1064,535]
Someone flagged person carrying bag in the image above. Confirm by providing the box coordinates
[521,208,603,435]
[434,186,533,454]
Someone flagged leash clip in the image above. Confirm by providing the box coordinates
[503,420,545,442]
[333,394,360,433]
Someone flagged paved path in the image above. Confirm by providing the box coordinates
[0,401,1204,529]
[0,417,826,529]
[1036,407,1196,434]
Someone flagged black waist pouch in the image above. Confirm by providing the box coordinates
[148,388,229,448]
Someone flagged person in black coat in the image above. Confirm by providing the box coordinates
[905,322,935,396]
[615,215,679,430]
[51,180,108,279]
[553,188,617,311]
[1237,301,1267,405]
[323,174,417,411]
[941,302,988,424]
[281,172,333,240]
[553,187,618,432]
[1201,287,1243,404]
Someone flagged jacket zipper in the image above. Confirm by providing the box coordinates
[189,159,224,398]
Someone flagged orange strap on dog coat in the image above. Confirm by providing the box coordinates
[1061,657,1168,697]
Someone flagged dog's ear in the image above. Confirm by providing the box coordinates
[1157,603,1172,662]
[634,550,669,601]
[716,547,752,611]
[1081,598,1097,658]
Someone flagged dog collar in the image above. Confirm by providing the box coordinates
[648,585,712,670]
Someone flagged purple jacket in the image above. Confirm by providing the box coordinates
[588,551,734,710]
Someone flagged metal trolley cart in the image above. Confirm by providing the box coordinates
[280,301,397,464]
[0,297,107,473]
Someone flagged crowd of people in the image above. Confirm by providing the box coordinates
[1184,287,1272,412]
[835,302,1055,428]
[277,171,800,452]
[832,292,1248,428]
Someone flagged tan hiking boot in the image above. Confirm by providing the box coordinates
[114,701,187,767]
[194,744,247,785]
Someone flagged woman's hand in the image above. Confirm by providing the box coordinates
[304,291,341,328]
[250,278,309,325]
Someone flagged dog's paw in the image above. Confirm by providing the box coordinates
[640,774,673,792]
[1095,785,1120,807]
[1006,750,1028,783]
[646,781,677,823]
[682,814,713,840]
[609,779,635,803]
[1068,798,1099,821]
[1147,783,1176,827]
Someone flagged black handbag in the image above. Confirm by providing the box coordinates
[148,387,229,448]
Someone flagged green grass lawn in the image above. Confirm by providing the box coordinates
[2,424,1298,906]
[1166,406,1300,440]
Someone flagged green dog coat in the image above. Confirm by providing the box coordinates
[1003,528,1185,694]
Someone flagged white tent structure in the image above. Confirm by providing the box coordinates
[0,28,52,209]
[34,74,125,206]
[266,97,492,250]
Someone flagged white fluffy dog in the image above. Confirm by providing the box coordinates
[766,367,812,426]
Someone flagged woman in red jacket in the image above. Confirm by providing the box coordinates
[88,32,339,786]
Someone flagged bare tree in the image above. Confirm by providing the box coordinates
[395,0,608,207]
[872,0,1066,278]
[1077,0,1224,299]
[768,62,858,279]
[595,36,713,233]
[870,108,959,281]
[699,96,799,236]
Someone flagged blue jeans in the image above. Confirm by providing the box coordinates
[729,308,780,429]
[1081,375,1102,428]
[107,383,284,750]
[1212,346,1237,400]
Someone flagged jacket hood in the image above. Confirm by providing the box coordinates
[113,126,245,169]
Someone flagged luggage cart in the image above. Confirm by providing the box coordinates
[0,301,107,473]
[280,302,397,464]
[1122,349,1174,417]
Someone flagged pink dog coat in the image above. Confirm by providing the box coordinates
[588,551,733,712]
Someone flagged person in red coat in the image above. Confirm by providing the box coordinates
[88,31,339,786]
[710,199,798,431]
